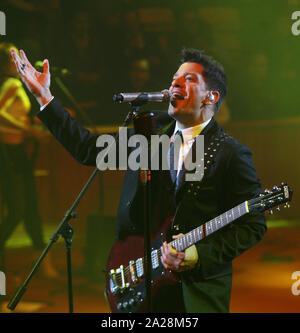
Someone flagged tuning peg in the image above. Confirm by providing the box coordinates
[284,203,290,208]
[276,206,280,211]
[269,209,273,215]
[264,189,271,194]
[272,186,279,191]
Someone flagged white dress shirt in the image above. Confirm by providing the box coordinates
[172,118,212,175]
[40,96,54,111]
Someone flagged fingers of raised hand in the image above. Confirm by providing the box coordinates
[42,59,50,75]
[10,49,34,78]
[20,49,34,70]
[10,49,24,75]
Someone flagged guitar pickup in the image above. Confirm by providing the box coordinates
[151,250,160,269]
[136,258,144,278]
[119,265,126,289]
[129,260,138,283]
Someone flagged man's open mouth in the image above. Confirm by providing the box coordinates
[171,91,185,100]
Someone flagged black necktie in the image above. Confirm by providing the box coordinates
[169,130,183,184]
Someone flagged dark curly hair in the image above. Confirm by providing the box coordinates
[180,48,227,113]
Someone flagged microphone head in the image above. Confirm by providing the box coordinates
[113,93,123,103]
[113,90,171,103]
[161,89,172,102]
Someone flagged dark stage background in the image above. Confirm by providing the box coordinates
[2,0,300,124]
[0,0,300,314]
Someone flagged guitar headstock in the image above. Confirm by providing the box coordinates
[248,183,293,214]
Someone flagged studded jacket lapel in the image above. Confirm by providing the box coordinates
[175,118,220,195]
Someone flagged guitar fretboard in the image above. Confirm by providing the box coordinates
[169,201,249,252]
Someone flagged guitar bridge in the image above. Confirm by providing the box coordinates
[109,269,120,294]
[109,266,130,295]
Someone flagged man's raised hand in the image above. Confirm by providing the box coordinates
[10,49,53,107]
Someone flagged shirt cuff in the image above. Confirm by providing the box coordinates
[40,96,54,111]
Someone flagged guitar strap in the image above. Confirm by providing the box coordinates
[185,131,232,196]
[173,131,233,228]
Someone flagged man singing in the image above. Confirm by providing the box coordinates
[11,47,266,312]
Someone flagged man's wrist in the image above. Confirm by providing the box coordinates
[36,89,53,108]
[40,96,54,111]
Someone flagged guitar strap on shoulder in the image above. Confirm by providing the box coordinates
[172,132,233,232]
[184,131,232,197]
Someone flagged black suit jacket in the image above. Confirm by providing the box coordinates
[38,98,266,312]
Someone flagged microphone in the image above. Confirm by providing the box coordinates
[113,89,171,103]
[34,61,71,76]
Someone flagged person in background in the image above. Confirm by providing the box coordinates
[0,42,58,278]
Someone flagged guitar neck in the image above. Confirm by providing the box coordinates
[119,201,250,282]
[170,201,250,252]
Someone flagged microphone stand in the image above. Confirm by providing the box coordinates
[128,96,156,313]
[7,106,138,313]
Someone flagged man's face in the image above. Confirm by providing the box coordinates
[168,62,208,121]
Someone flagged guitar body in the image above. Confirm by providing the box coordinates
[105,217,180,313]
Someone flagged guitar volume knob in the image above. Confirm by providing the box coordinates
[129,298,135,306]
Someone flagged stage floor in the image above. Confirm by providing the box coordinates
[0,219,300,313]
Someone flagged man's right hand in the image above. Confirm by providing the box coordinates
[10,49,53,107]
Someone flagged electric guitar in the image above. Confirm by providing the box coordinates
[105,183,292,313]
